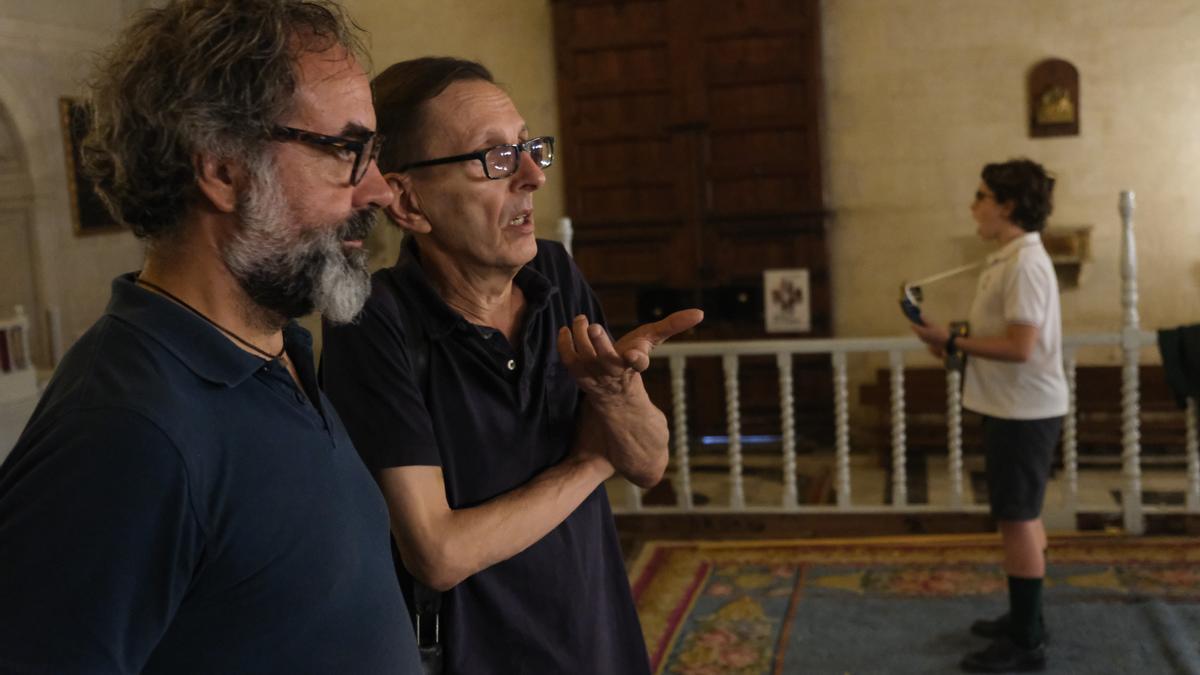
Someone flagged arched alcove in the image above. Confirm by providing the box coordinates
[0,102,41,366]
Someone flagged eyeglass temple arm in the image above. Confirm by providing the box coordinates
[278,128,367,150]
[397,152,485,172]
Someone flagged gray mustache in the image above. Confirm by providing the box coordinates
[339,209,375,242]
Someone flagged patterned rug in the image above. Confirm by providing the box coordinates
[630,535,1200,674]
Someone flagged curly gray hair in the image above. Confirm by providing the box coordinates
[82,0,367,241]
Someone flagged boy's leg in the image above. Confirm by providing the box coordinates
[1000,518,1045,647]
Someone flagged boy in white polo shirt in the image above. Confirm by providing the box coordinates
[912,159,1065,673]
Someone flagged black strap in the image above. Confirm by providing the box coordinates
[413,578,442,673]
[944,321,970,371]
[381,265,444,672]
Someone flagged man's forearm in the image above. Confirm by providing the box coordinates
[386,454,613,591]
[583,374,670,488]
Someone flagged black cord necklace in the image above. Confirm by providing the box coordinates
[135,277,286,361]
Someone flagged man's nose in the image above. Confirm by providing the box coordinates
[354,161,393,208]
[511,151,546,191]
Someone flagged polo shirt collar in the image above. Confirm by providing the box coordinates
[106,272,310,387]
[987,231,1041,264]
[391,237,557,339]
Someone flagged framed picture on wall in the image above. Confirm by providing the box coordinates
[763,268,811,333]
[58,97,121,235]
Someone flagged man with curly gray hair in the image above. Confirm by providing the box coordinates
[0,1,421,673]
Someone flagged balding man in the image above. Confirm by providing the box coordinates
[322,57,701,673]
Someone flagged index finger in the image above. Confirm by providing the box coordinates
[638,308,704,346]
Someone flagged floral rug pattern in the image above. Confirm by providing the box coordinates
[630,536,1200,674]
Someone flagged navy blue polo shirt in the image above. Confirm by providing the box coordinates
[322,239,650,674]
[0,274,420,674]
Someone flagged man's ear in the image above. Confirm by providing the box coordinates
[194,152,246,214]
[383,172,432,235]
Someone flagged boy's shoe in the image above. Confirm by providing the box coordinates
[961,636,1045,673]
[969,612,1049,643]
[969,612,1010,639]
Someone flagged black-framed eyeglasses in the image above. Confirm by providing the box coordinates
[271,126,384,186]
[398,136,554,180]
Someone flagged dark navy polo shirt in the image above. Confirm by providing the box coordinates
[322,239,650,675]
[0,274,420,674]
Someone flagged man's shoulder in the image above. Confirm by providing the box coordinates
[528,238,587,293]
[364,265,409,310]
[15,400,182,468]
[35,313,215,442]
[331,267,420,340]
[46,314,172,403]
[531,238,572,270]
[9,352,191,508]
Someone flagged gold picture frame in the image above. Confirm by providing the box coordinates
[59,97,121,235]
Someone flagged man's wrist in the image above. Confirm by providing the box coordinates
[580,452,615,480]
[584,379,649,413]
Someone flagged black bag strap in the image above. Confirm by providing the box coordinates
[412,578,442,673]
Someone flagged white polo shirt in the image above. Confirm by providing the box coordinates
[962,231,1069,419]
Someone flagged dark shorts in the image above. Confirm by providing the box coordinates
[981,415,1063,521]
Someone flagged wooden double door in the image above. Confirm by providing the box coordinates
[552,0,831,443]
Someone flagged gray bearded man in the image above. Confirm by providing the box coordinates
[0,1,421,673]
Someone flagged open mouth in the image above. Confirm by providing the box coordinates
[508,213,531,227]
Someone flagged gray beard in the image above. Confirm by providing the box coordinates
[222,164,374,329]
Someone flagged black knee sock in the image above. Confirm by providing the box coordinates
[1007,575,1044,647]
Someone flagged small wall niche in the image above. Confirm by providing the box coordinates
[1043,225,1091,288]
[1028,58,1080,137]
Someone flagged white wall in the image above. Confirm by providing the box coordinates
[823,0,1200,346]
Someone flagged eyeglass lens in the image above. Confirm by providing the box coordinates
[484,138,553,179]
[352,135,384,185]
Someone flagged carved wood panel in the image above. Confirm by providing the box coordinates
[553,0,828,439]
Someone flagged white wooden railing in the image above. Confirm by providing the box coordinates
[614,191,1198,535]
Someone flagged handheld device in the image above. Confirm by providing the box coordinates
[899,284,925,325]
[897,261,983,325]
